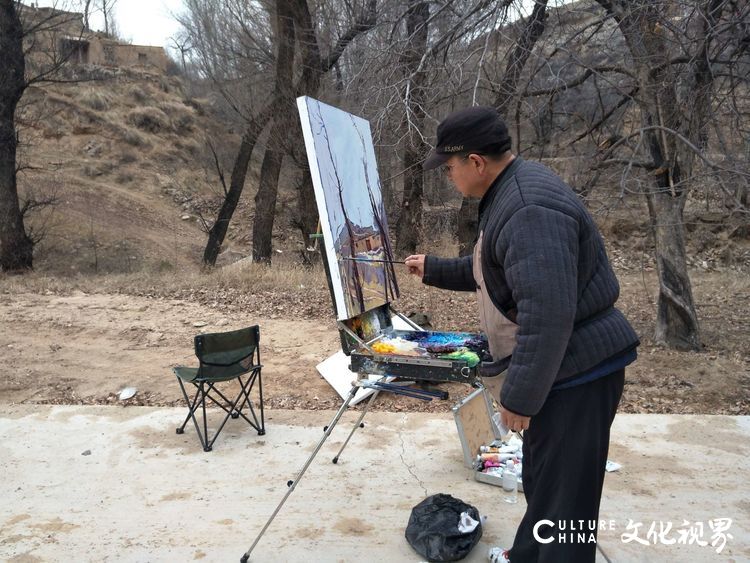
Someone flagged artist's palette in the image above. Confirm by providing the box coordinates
[369,331,489,368]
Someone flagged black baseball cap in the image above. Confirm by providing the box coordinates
[423,106,512,170]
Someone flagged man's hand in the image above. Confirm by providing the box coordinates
[404,254,426,278]
[499,404,531,432]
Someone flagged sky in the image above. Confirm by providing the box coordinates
[31,0,184,49]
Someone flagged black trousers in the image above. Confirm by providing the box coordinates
[508,369,625,563]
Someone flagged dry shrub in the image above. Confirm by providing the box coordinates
[127,107,170,133]
[42,116,67,139]
[83,161,113,177]
[129,85,149,103]
[157,101,194,133]
[183,98,205,116]
[115,171,134,184]
[172,113,194,133]
[174,138,201,156]
[79,90,111,111]
[122,126,149,147]
[119,150,138,164]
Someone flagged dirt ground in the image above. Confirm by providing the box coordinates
[0,269,748,415]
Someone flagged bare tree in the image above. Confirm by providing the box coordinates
[506,0,748,349]
[169,32,192,75]
[585,0,741,349]
[0,0,32,272]
[100,0,117,36]
[251,0,378,264]
[177,0,276,265]
[0,1,82,272]
[339,0,544,256]
[286,0,376,265]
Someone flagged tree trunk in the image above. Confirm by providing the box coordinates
[102,0,110,35]
[0,0,33,272]
[395,0,429,257]
[203,114,268,266]
[396,143,425,255]
[600,0,702,349]
[249,0,295,264]
[83,0,91,30]
[456,0,548,254]
[456,198,479,256]
[251,142,283,264]
[295,169,320,265]
[646,191,701,349]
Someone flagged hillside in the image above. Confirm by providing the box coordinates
[15,66,255,273]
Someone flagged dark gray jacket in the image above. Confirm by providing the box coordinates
[423,157,639,416]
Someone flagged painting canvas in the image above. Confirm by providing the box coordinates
[297,96,399,320]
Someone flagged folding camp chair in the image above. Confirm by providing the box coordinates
[173,325,264,451]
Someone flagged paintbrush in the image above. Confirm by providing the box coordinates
[341,257,406,264]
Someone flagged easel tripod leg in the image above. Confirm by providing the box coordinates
[332,388,379,464]
[240,385,358,563]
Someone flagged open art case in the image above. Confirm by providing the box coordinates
[297,96,489,386]
[452,386,522,489]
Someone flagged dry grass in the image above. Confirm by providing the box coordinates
[0,260,328,296]
[79,90,112,111]
[129,85,150,103]
[121,125,149,147]
[174,138,201,156]
[115,171,134,184]
[127,107,170,133]
[119,150,139,164]
[82,161,114,177]
[157,101,195,133]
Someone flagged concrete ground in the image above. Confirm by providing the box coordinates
[0,405,748,562]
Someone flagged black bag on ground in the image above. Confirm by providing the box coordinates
[405,493,483,561]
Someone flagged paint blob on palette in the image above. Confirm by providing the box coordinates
[370,331,488,367]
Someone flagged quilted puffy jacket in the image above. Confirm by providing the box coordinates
[423,157,639,416]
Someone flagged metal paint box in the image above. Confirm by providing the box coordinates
[452,386,523,491]
[348,328,484,385]
[342,305,487,386]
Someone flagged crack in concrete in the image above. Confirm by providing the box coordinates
[399,414,428,497]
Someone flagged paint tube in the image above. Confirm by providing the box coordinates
[481,443,520,454]
[482,460,503,468]
[477,453,516,463]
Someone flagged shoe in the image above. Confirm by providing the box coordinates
[488,546,510,562]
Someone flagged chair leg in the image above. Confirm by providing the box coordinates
[175,377,210,451]
[257,370,265,435]
[201,382,212,451]
[203,382,242,451]
[176,378,200,434]
[233,370,264,434]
